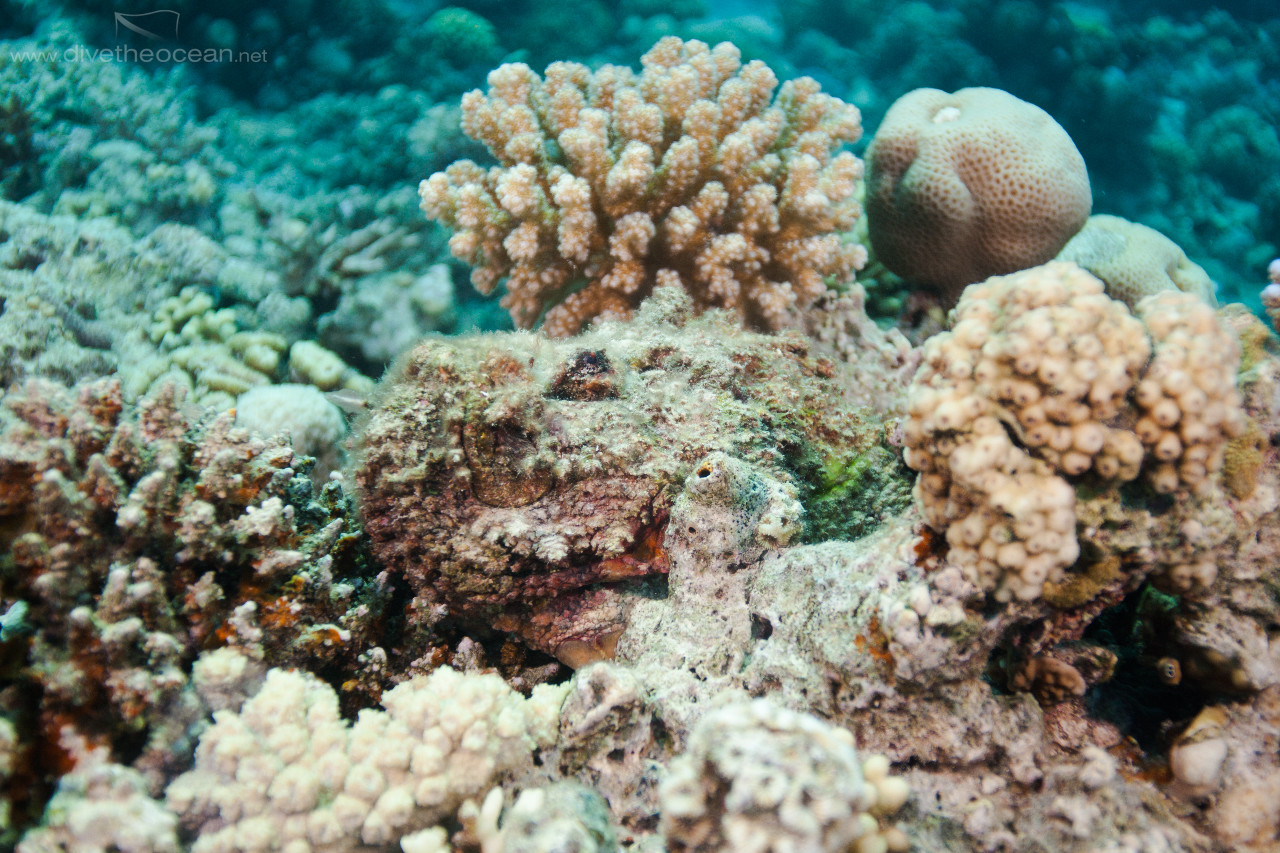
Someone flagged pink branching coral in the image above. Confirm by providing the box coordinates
[419,36,865,336]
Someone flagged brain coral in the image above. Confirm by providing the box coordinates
[866,87,1091,306]
[419,36,865,336]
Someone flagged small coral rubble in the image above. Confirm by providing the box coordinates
[419,36,865,335]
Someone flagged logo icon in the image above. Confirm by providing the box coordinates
[113,10,180,42]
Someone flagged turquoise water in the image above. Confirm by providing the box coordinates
[3,0,1276,335]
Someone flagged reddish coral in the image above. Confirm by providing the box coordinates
[0,377,385,799]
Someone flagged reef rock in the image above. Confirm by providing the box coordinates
[354,285,915,666]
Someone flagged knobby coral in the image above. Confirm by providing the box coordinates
[419,36,865,336]
[904,261,1245,601]
[659,700,910,853]
[165,662,567,853]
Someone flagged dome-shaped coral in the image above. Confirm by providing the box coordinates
[866,87,1091,306]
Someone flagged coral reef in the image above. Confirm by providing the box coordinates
[419,36,865,335]
[0,201,218,390]
[318,264,458,369]
[5,9,1280,853]
[7,256,1280,853]
[0,376,386,803]
[0,200,380,417]
[0,22,228,232]
[865,87,1091,305]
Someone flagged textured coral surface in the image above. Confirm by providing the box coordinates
[866,87,1091,304]
[355,286,911,666]
[420,37,866,335]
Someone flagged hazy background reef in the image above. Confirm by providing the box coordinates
[1,0,1277,390]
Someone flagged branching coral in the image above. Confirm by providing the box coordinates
[0,376,385,790]
[419,36,865,336]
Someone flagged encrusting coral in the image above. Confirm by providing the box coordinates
[1056,214,1217,309]
[419,36,865,335]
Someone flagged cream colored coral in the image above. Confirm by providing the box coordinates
[166,665,568,853]
[866,87,1090,306]
[17,760,179,853]
[1132,292,1245,495]
[399,828,451,853]
[905,263,1144,600]
[289,340,372,393]
[1056,214,1216,308]
[149,287,233,347]
[129,287,374,410]
[420,36,865,336]
[1264,260,1280,334]
[904,261,1244,602]
[126,286,287,407]
[190,646,264,712]
[659,700,908,853]
[460,784,617,853]
[235,383,347,461]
